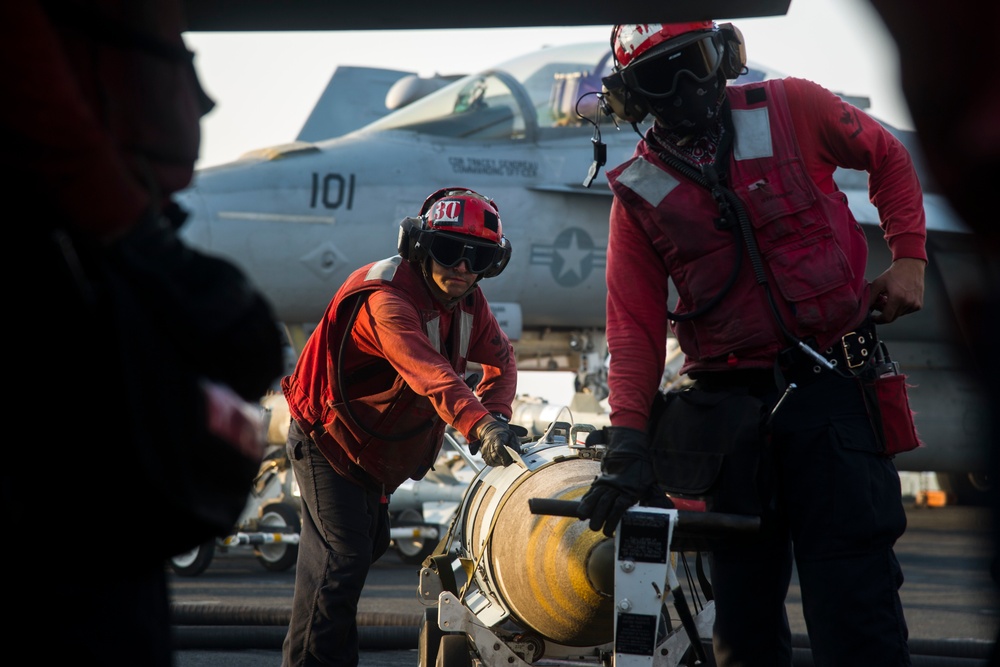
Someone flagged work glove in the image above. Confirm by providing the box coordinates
[477,419,522,467]
[577,427,657,537]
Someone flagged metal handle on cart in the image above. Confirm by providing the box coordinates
[443,431,484,472]
[528,498,760,537]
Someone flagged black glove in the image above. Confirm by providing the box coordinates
[477,419,522,467]
[577,426,656,537]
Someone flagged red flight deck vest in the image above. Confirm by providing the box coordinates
[282,256,476,492]
[607,79,869,371]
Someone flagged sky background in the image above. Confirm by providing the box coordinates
[184,0,908,170]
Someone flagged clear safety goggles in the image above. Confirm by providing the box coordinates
[426,232,501,274]
[621,32,725,99]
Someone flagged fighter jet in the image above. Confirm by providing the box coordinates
[174,41,992,502]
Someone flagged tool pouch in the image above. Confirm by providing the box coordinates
[859,371,923,457]
[648,387,770,516]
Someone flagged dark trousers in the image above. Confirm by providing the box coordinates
[281,419,391,667]
[709,371,910,667]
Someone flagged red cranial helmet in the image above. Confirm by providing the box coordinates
[418,187,503,244]
[612,22,717,69]
[611,22,738,104]
[602,22,745,127]
[398,187,512,278]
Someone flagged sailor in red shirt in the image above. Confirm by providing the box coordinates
[281,188,520,667]
[578,22,925,666]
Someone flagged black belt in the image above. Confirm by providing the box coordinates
[822,321,878,371]
[691,321,881,391]
[689,369,778,396]
[785,320,879,382]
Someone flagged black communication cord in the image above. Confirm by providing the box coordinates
[577,85,848,379]
[575,89,742,322]
[643,108,848,378]
[642,110,745,323]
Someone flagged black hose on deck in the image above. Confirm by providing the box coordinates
[168,588,995,664]
[172,625,418,650]
[170,602,420,627]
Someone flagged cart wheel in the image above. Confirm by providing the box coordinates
[393,508,437,565]
[436,634,472,667]
[169,540,215,577]
[255,502,300,571]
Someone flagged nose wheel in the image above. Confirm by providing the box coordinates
[168,540,215,577]
[254,502,300,571]
[393,508,438,565]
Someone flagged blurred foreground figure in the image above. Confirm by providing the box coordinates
[866,1,1000,664]
[6,3,284,666]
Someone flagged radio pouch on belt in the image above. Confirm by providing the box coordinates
[858,342,923,457]
[648,387,771,517]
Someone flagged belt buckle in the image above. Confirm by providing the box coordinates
[840,330,871,370]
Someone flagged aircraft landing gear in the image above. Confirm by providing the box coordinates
[392,508,439,565]
[254,502,300,571]
[169,540,216,577]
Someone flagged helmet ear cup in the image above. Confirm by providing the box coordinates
[397,216,424,261]
[482,237,512,279]
[600,71,649,123]
[718,23,747,79]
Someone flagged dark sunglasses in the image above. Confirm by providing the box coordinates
[622,33,724,99]
[426,233,501,274]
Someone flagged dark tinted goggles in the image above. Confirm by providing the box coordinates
[622,33,724,99]
[426,232,500,274]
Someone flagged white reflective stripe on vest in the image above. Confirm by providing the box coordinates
[425,315,441,351]
[364,255,403,281]
[617,157,680,207]
[458,310,473,359]
[732,107,773,161]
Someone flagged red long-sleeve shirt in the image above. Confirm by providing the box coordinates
[284,256,517,489]
[355,288,518,438]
